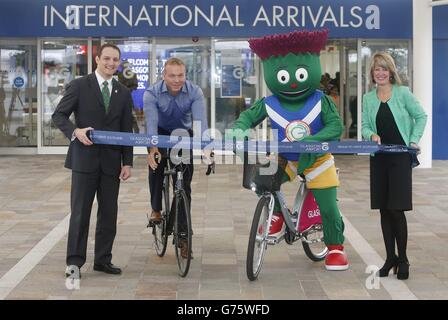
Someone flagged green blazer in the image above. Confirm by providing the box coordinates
[361,85,427,146]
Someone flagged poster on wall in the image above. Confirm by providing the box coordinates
[117,42,150,110]
[221,49,242,98]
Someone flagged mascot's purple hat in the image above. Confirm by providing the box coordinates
[248,29,329,60]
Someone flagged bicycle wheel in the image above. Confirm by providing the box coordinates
[153,176,171,257]
[246,196,271,281]
[301,224,328,261]
[173,190,192,277]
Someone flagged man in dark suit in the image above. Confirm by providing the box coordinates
[52,43,133,277]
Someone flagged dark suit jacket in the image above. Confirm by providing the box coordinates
[52,73,133,176]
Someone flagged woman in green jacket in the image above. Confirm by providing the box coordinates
[362,52,427,280]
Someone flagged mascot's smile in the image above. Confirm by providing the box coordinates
[280,87,310,97]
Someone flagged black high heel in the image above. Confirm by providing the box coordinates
[397,261,410,280]
[379,257,399,277]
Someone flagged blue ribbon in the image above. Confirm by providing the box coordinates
[89,130,417,155]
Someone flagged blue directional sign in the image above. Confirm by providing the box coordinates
[13,77,25,88]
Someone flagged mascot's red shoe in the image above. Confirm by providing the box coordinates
[268,212,285,237]
[258,212,285,238]
[325,245,349,271]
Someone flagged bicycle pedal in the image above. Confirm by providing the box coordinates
[147,220,162,228]
[266,236,281,245]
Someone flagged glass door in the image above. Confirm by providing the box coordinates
[41,39,88,146]
[214,39,260,137]
[154,38,211,132]
[361,40,411,94]
[342,40,359,140]
[0,40,37,148]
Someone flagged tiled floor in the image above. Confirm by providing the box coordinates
[0,154,447,300]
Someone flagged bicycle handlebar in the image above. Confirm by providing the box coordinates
[154,152,215,175]
[206,152,215,176]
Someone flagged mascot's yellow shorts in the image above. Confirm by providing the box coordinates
[284,153,339,189]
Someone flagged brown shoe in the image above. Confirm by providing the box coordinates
[149,211,162,223]
[180,239,189,259]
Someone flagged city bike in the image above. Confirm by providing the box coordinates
[243,154,328,281]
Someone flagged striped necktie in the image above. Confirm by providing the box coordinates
[101,80,110,113]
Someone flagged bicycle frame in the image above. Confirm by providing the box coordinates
[261,177,324,245]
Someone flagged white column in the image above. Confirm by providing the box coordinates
[413,0,432,168]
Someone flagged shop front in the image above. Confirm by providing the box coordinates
[0,0,422,156]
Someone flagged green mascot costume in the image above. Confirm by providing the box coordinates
[229,30,348,271]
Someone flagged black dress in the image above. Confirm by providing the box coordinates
[370,102,412,211]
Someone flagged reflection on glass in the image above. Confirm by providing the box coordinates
[360,41,410,141]
[362,41,410,93]
[214,40,258,136]
[0,44,37,147]
[347,48,358,139]
[42,41,87,146]
[154,41,211,131]
[106,38,151,134]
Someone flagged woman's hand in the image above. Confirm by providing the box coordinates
[410,142,421,155]
[371,134,381,144]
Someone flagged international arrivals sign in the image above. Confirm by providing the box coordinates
[0,0,412,38]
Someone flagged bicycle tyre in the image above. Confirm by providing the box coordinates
[301,225,328,262]
[246,196,270,281]
[153,176,170,257]
[173,190,192,277]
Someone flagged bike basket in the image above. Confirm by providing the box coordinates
[242,154,286,192]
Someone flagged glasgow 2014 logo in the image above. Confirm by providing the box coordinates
[285,120,311,142]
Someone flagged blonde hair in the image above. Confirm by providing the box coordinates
[370,52,402,85]
[163,57,185,73]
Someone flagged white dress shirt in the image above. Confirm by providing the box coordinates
[95,70,113,95]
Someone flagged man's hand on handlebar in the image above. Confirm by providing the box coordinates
[147,146,161,170]
[205,150,215,176]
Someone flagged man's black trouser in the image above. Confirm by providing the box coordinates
[67,169,120,267]
[149,127,193,233]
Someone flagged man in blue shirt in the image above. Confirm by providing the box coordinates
[143,57,210,258]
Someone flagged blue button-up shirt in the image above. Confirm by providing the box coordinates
[143,80,208,137]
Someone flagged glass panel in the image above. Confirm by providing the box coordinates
[214,40,259,136]
[345,42,359,139]
[105,38,151,134]
[154,39,211,133]
[91,38,101,71]
[41,40,88,146]
[0,43,37,147]
[361,40,411,95]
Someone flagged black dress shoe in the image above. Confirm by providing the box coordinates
[93,263,122,275]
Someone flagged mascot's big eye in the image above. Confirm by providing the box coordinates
[295,68,309,82]
[277,70,290,84]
